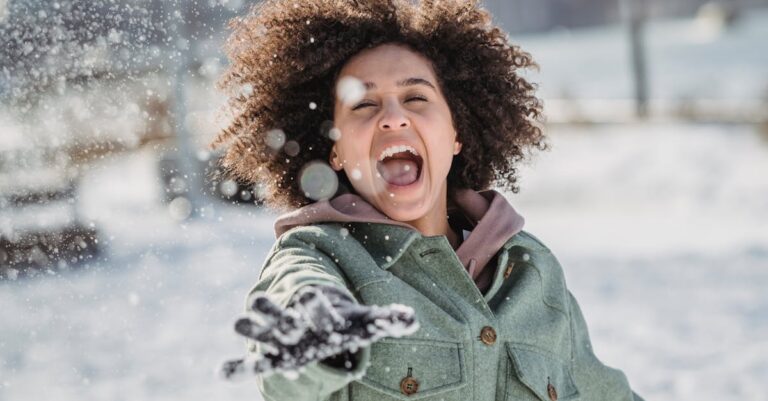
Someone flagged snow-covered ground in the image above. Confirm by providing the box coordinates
[1,121,766,401]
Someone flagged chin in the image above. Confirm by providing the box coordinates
[377,201,429,223]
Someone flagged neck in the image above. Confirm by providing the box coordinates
[405,188,461,249]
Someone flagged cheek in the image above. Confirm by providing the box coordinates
[425,141,456,173]
[336,138,373,175]
[423,121,457,170]
[339,142,369,164]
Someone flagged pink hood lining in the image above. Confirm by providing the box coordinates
[273,189,525,292]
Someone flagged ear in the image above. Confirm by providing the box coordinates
[329,146,343,171]
[453,140,462,155]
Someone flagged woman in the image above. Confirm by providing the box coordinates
[215,1,644,400]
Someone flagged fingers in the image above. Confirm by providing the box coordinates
[247,292,285,319]
[219,357,277,381]
[353,303,419,340]
[384,304,418,327]
[292,286,346,333]
[235,311,307,346]
[234,316,273,342]
[372,303,420,338]
[240,293,283,341]
[241,292,308,344]
[219,358,247,380]
[272,308,307,345]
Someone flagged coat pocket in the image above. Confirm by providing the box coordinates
[355,338,467,400]
[504,343,580,401]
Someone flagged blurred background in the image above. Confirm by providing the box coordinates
[1,0,767,400]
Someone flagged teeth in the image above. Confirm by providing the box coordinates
[377,145,419,161]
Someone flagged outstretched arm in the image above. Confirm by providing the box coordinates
[220,235,418,401]
[221,285,418,379]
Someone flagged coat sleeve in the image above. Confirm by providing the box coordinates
[247,233,371,401]
[566,291,645,401]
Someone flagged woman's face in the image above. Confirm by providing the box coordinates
[331,43,460,223]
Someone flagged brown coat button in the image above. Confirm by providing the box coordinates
[503,262,515,279]
[400,376,419,395]
[547,377,558,401]
[480,326,497,345]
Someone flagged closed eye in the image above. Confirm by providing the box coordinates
[351,95,426,111]
[352,101,377,111]
[406,95,427,102]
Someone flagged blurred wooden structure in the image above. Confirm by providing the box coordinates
[0,146,99,278]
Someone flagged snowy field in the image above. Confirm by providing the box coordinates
[2,4,768,401]
[1,121,767,401]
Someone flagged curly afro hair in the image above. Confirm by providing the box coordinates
[212,0,546,211]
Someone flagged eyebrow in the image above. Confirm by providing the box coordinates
[363,77,437,91]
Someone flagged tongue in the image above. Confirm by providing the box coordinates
[378,159,419,186]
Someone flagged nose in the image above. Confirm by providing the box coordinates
[378,101,410,131]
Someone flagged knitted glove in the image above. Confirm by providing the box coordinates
[220,284,419,379]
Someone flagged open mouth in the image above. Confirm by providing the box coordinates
[376,145,423,187]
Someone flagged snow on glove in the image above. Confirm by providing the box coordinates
[220,284,419,380]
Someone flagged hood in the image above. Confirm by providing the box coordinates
[274,189,525,292]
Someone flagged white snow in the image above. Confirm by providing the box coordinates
[0,201,76,234]
[0,0,7,23]
[335,76,366,106]
[328,127,342,141]
[218,179,239,198]
[265,128,286,150]
[0,115,28,151]
[299,161,339,201]
[168,196,193,221]
[350,168,362,180]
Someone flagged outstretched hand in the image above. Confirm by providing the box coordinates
[220,285,419,380]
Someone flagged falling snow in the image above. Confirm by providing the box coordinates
[335,76,366,106]
[328,127,342,141]
[350,168,362,181]
[219,180,239,197]
[299,161,338,201]
[265,129,286,150]
[168,196,193,221]
[284,140,300,157]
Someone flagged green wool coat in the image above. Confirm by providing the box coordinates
[247,222,644,401]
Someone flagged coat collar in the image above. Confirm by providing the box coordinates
[273,189,525,289]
